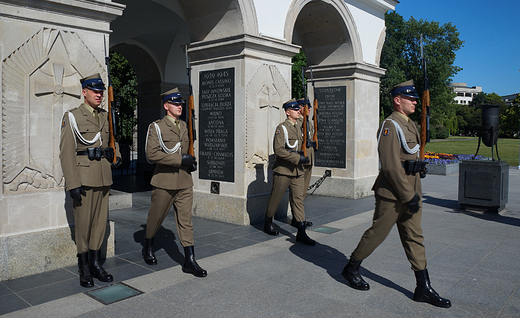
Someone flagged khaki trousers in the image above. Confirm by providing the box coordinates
[303,165,312,200]
[73,186,110,254]
[266,172,305,222]
[351,195,427,271]
[146,187,194,247]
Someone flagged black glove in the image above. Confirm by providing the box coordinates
[420,166,428,178]
[299,155,310,165]
[181,154,196,167]
[188,160,197,173]
[406,193,421,214]
[111,157,122,168]
[69,187,86,203]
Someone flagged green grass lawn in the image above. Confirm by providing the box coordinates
[424,137,520,167]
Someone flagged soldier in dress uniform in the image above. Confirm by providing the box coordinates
[263,99,315,245]
[341,80,451,308]
[142,87,207,278]
[59,73,121,288]
[293,97,315,228]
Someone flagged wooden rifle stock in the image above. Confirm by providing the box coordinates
[185,45,196,158]
[420,89,429,159]
[302,103,309,157]
[105,37,117,164]
[188,94,195,157]
[107,86,116,163]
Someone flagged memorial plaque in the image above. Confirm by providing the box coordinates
[314,86,346,168]
[198,68,235,182]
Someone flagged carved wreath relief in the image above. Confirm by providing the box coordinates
[245,64,290,168]
[2,28,106,193]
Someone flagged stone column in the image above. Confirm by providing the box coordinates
[187,34,300,225]
[305,62,385,199]
[0,0,124,280]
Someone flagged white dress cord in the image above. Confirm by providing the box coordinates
[282,125,298,150]
[67,111,101,148]
[145,122,181,163]
[377,119,420,157]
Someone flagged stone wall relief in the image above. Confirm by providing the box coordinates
[2,28,106,193]
[245,64,290,170]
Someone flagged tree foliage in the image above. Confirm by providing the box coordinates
[109,51,138,143]
[380,12,464,130]
[292,49,307,99]
[499,94,520,138]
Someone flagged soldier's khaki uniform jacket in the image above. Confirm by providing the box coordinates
[372,111,421,203]
[272,119,304,177]
[146,116,193,190]
[297,116,314,167]
[60,103,119,191]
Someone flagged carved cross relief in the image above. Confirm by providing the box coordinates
[2,28,104,192]
[245,64,290,166]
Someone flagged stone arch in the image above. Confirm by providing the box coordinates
[178,0,258,42]
[284,0,362,65]
[375,26,387,67]
[110,43,161,87]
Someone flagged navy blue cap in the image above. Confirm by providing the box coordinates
[390,80,419,98]
[297,97,310,107]
[283,99,300,110]
[161,87,185,104]
[80,73,106,91]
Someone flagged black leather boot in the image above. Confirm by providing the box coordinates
[291,218,313,228]
[78,252,94,288]
[182,246,207,277]
[263,217,279,236]
[89,250,113,282]
[143,237,157,265]
[342,258,370,290]
[295,221,315,245]
[413,269,451,308]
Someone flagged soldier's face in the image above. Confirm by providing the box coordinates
[164,101,183,119]
[286,107,301,122]
[395,95,417,116]
[83,88,104,108]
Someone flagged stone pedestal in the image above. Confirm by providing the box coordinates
[187,35,298,225]
[458,160,509,213]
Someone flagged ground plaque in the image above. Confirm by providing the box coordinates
[199,68,235,182]
[314,86,346,168]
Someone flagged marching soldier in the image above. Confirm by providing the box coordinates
[341,80,451,308]
[59,73,121,288]
[143,88,207,278]
[264,99,315,245]
[293,97,315,228]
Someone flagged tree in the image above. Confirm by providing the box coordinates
[380,12,464,131]
[499,94,520,137]
[292,49,307,99]
[109,51,138,143]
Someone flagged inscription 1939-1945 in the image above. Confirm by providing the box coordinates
[314,86,346,169]
[198,68,235,182]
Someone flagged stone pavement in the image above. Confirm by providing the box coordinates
[1,168,520,317]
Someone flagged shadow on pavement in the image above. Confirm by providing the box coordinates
[289,242,414,300]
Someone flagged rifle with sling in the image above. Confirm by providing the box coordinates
[310,66,318,151]
[104,36,118,164]
[419,34,430,159]
[185,45,197,170]
[301,67,311,157]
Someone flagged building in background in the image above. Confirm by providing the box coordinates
[449,82,482,105]
[501,93,519,106]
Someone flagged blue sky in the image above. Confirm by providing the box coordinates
[393,0,520,96]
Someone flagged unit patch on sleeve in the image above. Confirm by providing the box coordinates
[275,129,280,135]
[61,119,67,128]
[383,127,390,136]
